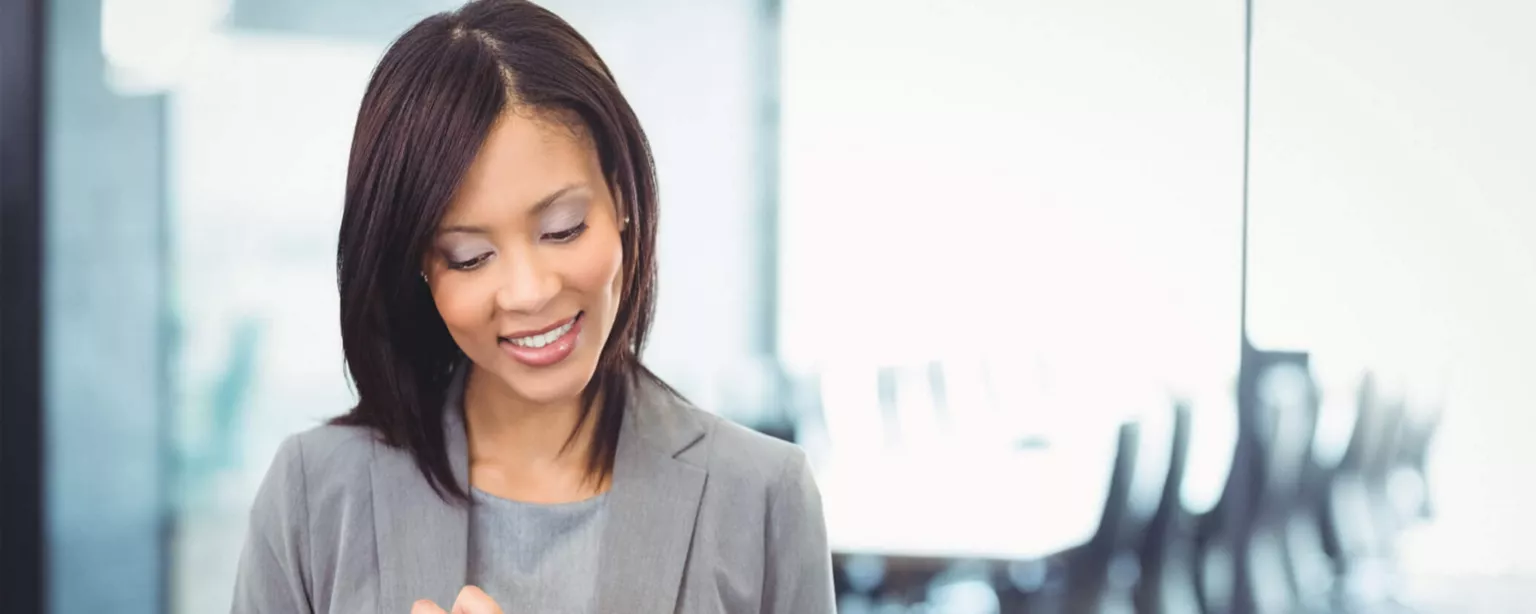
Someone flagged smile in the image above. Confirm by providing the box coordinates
[503,314,580,348]
[497,312,585,368]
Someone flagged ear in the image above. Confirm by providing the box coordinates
[419,248,437,283]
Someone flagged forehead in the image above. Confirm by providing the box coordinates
[445,109,599,222]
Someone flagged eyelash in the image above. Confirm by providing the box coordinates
[546,221,589,243]
[444,222,589,271]
[446,254,490,271]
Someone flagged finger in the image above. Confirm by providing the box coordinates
[411,599,449,614]
[450,585,505,614]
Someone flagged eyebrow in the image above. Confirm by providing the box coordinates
[437,183,588,235]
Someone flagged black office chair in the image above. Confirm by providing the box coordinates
[1314,373,1374,585]
[1100,396,1184,614]
[1133,403,1196,614]
[1283,366,1359,613]
[1319,372,1410,609]
[1172,381,1241,614]
[1192,345,1309,614]
[1244,361,1321,614]
[1390,397,1443,525]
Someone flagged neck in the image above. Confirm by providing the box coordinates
[462,365,598,478]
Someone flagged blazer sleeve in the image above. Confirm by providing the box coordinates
[231,434,314,614]
[761,447,836,614]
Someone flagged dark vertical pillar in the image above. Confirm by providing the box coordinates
[0,0,49,610]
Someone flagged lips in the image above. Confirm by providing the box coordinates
[498,312,584,368]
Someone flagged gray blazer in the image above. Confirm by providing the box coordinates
[231,372,835,613]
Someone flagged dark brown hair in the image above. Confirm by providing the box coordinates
[331,0,662,502]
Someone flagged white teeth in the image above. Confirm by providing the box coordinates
[508,319,574,348]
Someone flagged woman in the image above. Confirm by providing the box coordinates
[231,1,834,612]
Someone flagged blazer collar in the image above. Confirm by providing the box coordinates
[619,373,709,459]
[595,374,709,613]
[372,365,709,612]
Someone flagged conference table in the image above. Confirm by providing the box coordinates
[814,426,1123,561]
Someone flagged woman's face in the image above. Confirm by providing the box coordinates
[423,109,625,407]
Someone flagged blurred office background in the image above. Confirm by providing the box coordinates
[2,0,1533,612]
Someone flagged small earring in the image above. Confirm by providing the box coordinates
[420,271,429,283]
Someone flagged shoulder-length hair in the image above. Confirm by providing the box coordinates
[331,0,661,503]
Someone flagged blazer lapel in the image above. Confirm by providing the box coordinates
[374,369,471,611]
[595,377,709,614]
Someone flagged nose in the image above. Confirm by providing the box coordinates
[494,248,559,315]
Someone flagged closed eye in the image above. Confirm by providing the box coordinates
[545,222,588,243]
[446,252,492,270]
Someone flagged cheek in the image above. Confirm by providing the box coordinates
[432,279,493,336]
[568,232,624,304]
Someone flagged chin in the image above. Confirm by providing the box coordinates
[490,355,600,406]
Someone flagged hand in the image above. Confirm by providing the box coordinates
[410,585,505,614]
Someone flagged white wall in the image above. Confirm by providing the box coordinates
[1246,0,1536,577]
[779,0,1246,401]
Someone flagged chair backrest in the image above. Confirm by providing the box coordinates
[1134,403,1195,610]
[1392,399,1443,521]
[1126,394,1178,533]
[1253,361,1319,509]
[1149,403,1194,539]
[1192,344,1309,614]
[1337,373,1384,474]
[1091,421,1143,552]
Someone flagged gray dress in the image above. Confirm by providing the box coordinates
[467,488,608,613]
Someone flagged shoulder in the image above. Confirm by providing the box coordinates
[645,384,830,580]
[239,422,390,611]
[290,422,379,471]
[286,422,379,482]
[632,375,812,497]
[254,422,381,516]
[671,405,833,609]
[697,409,809,488]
